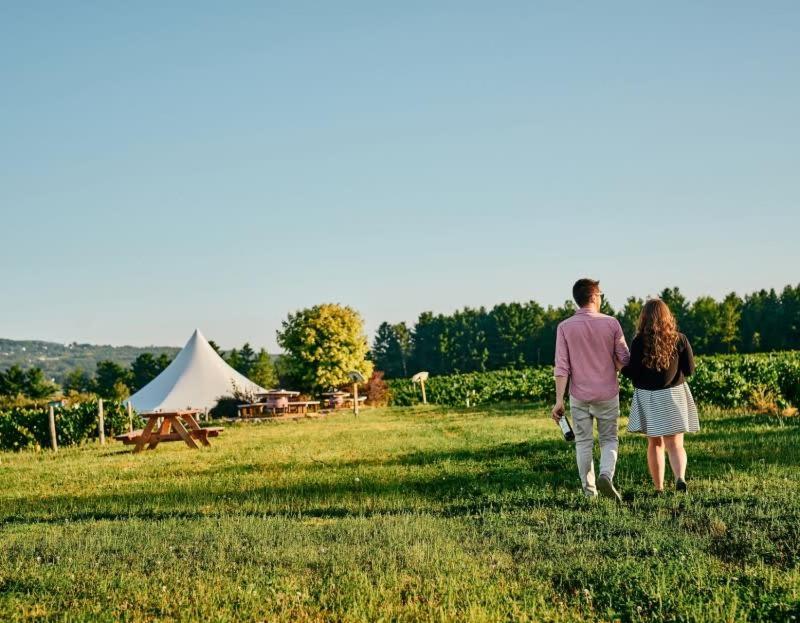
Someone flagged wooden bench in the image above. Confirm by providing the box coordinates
[237,403,267,417]
[115,426,223,446]
[287,400,321,414]
[341,396,367,409]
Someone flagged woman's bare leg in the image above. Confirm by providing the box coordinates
[663,433,687,482]
[647,436,665,490]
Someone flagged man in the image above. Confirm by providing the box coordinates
[553,278,630,501]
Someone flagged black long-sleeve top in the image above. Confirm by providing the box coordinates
[621,333,695,390]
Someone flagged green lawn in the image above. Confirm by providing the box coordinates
[1,405,798,622]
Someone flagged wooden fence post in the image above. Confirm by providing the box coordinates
[48,405,58,452]
[97,399,105,445]
[353,383,359,416]
[127,401,134,432]
[420,379,427,405]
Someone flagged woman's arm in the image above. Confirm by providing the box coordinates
[679,335,696,377]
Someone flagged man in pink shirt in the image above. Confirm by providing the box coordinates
[552,278,630,501]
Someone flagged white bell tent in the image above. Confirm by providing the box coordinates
[127,329,266,413]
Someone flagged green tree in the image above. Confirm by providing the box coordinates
[616,297,644,345]
[718,293,743,353]
[207,340,224,356]
[93,360,132,400]
[236,343,257,376]
[688,296,721,353]
[372,322,412,378]
[449,307,490,373]
[226,348,242,373]
[741,290,767,353]
[24,367,58,399]
[277,303,373,392]
[249,349,278,389]
[0,365,56,398]
[659,287,690,333]
[130,353,172,392]
[63,368,93,394]
[0,365,27,396]
[409,312,449,376]
[782,284,800,350]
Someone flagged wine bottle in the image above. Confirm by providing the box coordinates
[557,414,575,442]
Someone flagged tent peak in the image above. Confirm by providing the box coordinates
[127,329,266,413]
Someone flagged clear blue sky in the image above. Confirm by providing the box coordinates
[2,2,798,351]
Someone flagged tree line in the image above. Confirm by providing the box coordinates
[0,342,278,402]
[371,284,800,379]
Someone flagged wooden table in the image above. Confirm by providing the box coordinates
[322,391,350,409]
[126,410,222,453]
[256,389,300,414]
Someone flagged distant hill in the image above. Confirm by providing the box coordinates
[0,338,181,383]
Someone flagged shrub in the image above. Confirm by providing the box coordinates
[0,400,133,451]
[210,396,241,419]
[364,371,389,406]
[387,352,800,410]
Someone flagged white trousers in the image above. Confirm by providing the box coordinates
[569,395,620,496]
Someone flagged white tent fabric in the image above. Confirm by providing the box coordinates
[127,329,266,413]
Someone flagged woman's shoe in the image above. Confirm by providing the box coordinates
[675,478,687,492]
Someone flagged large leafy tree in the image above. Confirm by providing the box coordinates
[93,360,132,400]
[277,303,373,392]
[62,368,94,394]
[236,343,257,376]
[0,365,57,399]
[659,287,691,333]
[616,297,644,345]
[0,365,28,396]
[372,322,412,379]
[409,312,449,376]
[486,301,545,369]
[718,293,743,353]
[23,367,58,399]
[688,296,721,353]
[249,349,278,389]
[782,284,800,351]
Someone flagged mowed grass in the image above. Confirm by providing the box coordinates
[1,405,798,622]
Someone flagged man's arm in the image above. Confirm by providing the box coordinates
[552,375,569,422]
[552,325,570,422]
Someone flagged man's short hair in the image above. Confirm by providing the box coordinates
[573,278,600,307]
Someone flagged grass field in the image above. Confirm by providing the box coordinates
[1,405,798,622]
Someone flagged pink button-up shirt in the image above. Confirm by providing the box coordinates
[554,308,630,402]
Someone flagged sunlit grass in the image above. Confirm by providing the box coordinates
[1,405,798,621]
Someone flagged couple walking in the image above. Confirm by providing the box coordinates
[552,278,699,501]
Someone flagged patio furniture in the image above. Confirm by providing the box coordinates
[287,400,321,415]
[321,390,350,409]
[114,410,223,453]
[253,389,300,415]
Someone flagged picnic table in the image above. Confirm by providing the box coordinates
[115,409,223,453]
[322,390,350,409]
[256,389,299,412]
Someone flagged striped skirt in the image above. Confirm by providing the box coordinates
[627,383,700,437]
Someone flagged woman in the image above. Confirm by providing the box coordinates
[622,299,699,493]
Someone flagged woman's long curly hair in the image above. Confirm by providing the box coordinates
[637,299,679,371]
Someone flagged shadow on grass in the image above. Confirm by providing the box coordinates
[2,437,587,525]
[3,411,798,529]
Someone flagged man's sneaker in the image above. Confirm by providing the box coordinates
[597,474,622,503]
[675,478,688,492]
